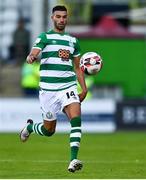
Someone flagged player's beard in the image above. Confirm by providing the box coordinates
[54,21,66,31]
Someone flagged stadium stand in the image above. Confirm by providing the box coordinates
[0,0,30,61]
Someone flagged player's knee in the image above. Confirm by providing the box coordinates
[45,127,55,136]
[43,120,56,136]
[42,125,55,137]
[47,129,55,136]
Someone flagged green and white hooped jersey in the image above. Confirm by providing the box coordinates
[33,30,80,91]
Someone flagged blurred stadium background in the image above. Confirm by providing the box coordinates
[1,0,146,178]
[0,0,146,132]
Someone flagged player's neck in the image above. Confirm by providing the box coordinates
[53,28,65,34]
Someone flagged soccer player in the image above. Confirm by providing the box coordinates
[20,5,87,172]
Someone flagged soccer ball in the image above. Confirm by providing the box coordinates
[80,52,103,75]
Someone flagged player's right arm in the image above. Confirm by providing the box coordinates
[26,32,46,64]
[26,48,41,64]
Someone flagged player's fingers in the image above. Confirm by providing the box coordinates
[78,94,84,102]
[26,59,32,64]
[26,55,36,64]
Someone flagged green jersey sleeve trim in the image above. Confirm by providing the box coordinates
[73,38,81,57]
[33,32,47,50]
[73,53,80,57]
[32,47,42,50]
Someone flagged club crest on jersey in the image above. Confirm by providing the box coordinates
[46,111,53,119]
[52,40,57,44]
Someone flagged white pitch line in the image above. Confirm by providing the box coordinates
[0,159,68,163]
[0,159,144,164]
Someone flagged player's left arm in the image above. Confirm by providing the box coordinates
[74,56,88,102]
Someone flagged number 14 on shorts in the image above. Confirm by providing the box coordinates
[66,91,76,99]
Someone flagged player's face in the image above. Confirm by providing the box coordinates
[52,11,67,32]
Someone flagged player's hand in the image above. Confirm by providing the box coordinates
[26,55,37,64]
[78,90,88,103]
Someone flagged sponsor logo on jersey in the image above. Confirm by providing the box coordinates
[34,38,41,46]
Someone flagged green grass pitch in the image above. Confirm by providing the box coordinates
[0,131,146,178]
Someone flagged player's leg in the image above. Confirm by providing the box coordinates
[64,103,81,160]
[29,119,56,136]
[20,119,56,142]
[20,89,58,142]
[63,102,83,172]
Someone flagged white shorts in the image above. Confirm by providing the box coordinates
[39,85,80,121]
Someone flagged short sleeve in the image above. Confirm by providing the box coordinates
[33,32,47,50]
[73,38,81,57]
